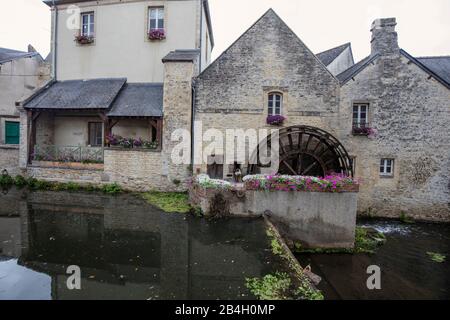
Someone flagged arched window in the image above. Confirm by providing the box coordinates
[268,93,282,116]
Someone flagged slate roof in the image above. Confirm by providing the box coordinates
[162,49,200,63]
[317,43,352,66]
[24,78,127,110]
[108,83,163,117]
[417,56,450,86]
[336,54,379,83]
[0,47,40,64]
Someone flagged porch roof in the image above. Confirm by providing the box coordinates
[107,83,163,117]
[24,78,127,110]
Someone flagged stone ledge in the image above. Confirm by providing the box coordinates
[0,144,19,150]
[31,161,104,171]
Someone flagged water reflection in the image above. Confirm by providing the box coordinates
[0,189,274,300]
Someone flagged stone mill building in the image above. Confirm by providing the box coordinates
[0,1,448,221]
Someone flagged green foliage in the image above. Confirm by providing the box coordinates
[142,192,191,213]
[0,172,14,186]
[0,172,123,195]
[294,280,324,300]
[295,227,386,254]
[427,252,446,263]
[101,183,123,195]
[399,212,415,224]
[190,206,204,218]
[266,228,285,256]
[13,175,28,188]
[246,272,292,300]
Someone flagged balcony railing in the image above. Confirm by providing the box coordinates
[352,122,372,136]
[33,145,104,163]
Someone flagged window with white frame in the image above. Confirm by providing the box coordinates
[268,93,282,116]
[149,7,164,31]
[81,12,95,37]
[352,103,369,128]
[380,159,394,176]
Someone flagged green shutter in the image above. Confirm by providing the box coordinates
[5,121,20,145]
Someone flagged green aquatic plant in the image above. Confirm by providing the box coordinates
[246,272,292,300]
[427,252,446,263]
[101,183,123,195]
[142,192,191,213]
[294,227,386,255]
[399,212,415,224]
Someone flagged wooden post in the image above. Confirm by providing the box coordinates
[98,112,109,146]
[27,110,41,164]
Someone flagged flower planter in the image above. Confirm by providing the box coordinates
[266,115,286,126]
[74,35,95,45]
[148,29,166,41]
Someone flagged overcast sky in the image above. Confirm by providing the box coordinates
[1,0,449,62]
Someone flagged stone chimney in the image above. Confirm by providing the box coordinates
[371,18,399,56]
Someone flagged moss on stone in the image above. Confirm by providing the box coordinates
[295,227,386,254]
[263,224,324,300]
[142,192,191,213]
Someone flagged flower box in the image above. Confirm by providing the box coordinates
[74,35,95,45]
[106,134,159,150]
[243,174,360,193]
[352,125,378,138]
[148,29,166,41]
[266,115,286,126]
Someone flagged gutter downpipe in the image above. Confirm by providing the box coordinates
[198,0,203,74]
[51,0,58,80]
[191,80,196,173]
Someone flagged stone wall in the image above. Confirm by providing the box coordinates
[0,145,20,176]
[189,186,358,248]
[27,165,105,184]
[104,149,180,191]
[340,54,450,222]
[194,9,340,177]
[161,59,197,191]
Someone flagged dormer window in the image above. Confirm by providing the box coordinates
[81,12,94,37]
[148,7,165,40]
[268,93,282,116]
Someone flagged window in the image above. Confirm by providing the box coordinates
[353,103,369,128]
[380,159,394,176]
[88,122,103,147]
[5,121,20,145]
[268,93,282,116]
[81,12,95,36]
[149,7,164,31]
[207,155,223,179]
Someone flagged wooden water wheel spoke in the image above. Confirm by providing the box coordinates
[298,133,303,150]
[282,160,298,175]
[297,153,303,173]
[302,162,318,175]
[305,135,313,151]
